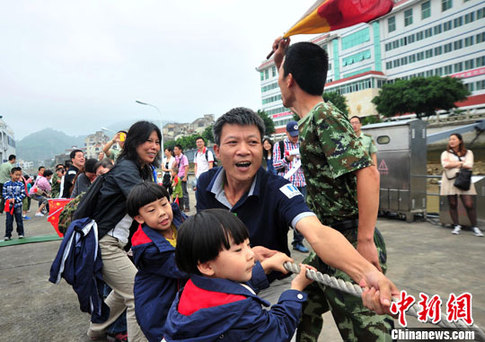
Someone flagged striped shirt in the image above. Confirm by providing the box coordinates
[272,138,306,188]
[2,180,26,208]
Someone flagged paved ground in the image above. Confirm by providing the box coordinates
[1,190,483,341]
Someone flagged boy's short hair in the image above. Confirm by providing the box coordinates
[349,115,361,123]
[172,167,179,174]
[10,167,22,174]
[126,181,170,218]
[176,209,250,275]
[43,169,53,177]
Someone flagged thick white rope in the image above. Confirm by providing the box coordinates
[283,262,485,341]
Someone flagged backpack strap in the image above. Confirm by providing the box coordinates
[279,140,285,160]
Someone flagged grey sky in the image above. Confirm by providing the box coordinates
[1,0,316,140]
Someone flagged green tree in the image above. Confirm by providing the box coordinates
[372,76,470,119]
[257,110,275,136]
[202,125,214,144]
[323,91,349,116]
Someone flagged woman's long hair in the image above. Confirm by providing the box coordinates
[118,121,161,177]
[447,133,467,157]
[262,137,274,159]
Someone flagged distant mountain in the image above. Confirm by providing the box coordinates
[17,128,86,163]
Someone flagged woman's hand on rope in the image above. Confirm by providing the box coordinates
[261,252,293,275]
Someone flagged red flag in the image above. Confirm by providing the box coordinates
[283,0,394,37]
[47,199,72,237]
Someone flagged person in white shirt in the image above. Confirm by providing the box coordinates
[193,136,214,184]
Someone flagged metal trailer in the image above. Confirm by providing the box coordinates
[362,119,427,222]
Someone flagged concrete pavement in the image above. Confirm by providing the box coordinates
[1,191,483,341]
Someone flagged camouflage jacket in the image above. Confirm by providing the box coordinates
[299,102,372,225]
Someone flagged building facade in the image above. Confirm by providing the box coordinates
[84,131,110,159]
[0,118,16,163]
[257,0,485,135]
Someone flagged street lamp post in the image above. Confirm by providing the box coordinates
[135,100,164,151]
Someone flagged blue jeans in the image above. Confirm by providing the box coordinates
[5,206,24,238]
[292,186,307,246]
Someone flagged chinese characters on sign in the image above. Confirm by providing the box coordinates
[390,291,473,327]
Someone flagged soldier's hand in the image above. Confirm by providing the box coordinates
[360,271,399,315]
[357,239,382,272]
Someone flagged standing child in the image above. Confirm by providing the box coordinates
[162,209,314,342]
[170,167,183,207]
[3,167,27,240]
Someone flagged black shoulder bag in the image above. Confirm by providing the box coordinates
[451,152,472,191]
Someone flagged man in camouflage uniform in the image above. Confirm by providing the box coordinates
[350,115,378,166]
[273,38,394,341]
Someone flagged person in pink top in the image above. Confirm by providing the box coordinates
[29,169,53,217]
[173,144,190,212]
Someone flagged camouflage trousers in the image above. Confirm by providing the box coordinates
[296,228,394,342]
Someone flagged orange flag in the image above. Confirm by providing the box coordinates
[47,199,72,237]
[283,0,394,37]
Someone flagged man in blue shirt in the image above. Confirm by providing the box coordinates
[196,107,397,313]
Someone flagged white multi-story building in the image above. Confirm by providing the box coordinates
[84,131,110,159]
[257,0,485,135]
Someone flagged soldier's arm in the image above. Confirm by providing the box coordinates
[355,165,382,272]
[295,215,397,314]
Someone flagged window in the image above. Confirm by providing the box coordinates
[264,69,269,79]
[434,46,443,55]
[453,17,463,28]
[385,42,392,51]
[454,62,463,72]
[465,12,475,24]
[409,54,416,63]
[417,51,424,61]
[416,31,424,41]
[404,9,413,26]
[443,20,452,31]
[466,83,474,92]
[260,72,264,81]
[464,36,474,47]
[426,70,433,77]
[477,80,485,90]
[425,28,433,38]
[477,7,485,19]
[422,1,431,19]
[272,66,276,77]
[454,40,463,50]
[477,32,485,43]
[425,49,433,58]
[341,28,370,50]
[477,56,485,67]
[434,24,442,35]
[442,0,452,12]
[401,56,408,65]
[465,59,474,70]
[393,40,399,49]
[408,34,415,43]
[400,37,407,46]
[388,17,396,32]
[444,43,453,53]
[393,59,400,67]
[435,67,443,76]
[386,61,392,69]
[444,65,453,74]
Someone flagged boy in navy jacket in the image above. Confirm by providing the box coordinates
[162,208,314,342]
[3,167,26,240]
[126,182,188,342]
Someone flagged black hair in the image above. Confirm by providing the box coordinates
[175,209,250,275]
[55,164,64,169]
[94,158,114,172]
[70,149,83,160]
[43,169,53,177]
[84,158,98,173]
[164,146,174,155]
[262,137,274,158]
[349,115,361,123]
[126,181,170,218]
[118,130,128,134]
[195,136,205,143]
[213,107,265,145]
[8,154,16,161]
[10,167,22,174]
[283,42,329,96]
[174,144,183,152]
[38,166,45,171]
[448,133,467,156]
[118,121,161,168]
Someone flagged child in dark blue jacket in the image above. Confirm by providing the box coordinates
[162,208,314,342]
[126,182,188,342]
